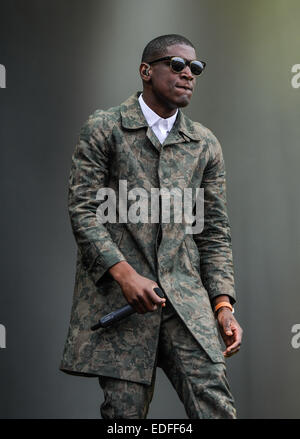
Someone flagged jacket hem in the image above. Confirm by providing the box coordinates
[59,366,153,386]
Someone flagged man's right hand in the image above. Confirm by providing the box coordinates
[109,261,166,314]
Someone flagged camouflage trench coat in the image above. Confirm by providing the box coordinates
[60,91,236,385]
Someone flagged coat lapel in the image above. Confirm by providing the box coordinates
[120,91,203,152]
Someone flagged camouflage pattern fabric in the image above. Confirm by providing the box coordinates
[98,299,236,419]
[60,91,236,385]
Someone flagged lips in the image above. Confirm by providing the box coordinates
[175,85,193,92]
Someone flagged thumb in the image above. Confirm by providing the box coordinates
[224,322,233,336]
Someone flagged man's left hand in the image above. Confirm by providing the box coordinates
[216,308,243,357]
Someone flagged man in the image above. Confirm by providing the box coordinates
[60,34,243,419]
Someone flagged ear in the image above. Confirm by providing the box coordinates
[140,63,151,81]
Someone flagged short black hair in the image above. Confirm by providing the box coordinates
[141,34,195,63]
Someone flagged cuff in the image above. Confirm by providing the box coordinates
[89,251,126,286]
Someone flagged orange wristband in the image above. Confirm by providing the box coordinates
[214,301,233,314]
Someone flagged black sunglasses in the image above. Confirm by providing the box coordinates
[148,56,206,76]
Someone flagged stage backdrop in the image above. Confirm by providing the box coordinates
[0,0,300,418]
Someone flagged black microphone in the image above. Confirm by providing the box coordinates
[91,287,165,330]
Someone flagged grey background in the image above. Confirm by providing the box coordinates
[0,0,299,418]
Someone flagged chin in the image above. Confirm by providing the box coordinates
[175,97,191,108]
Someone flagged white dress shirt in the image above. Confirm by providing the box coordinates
[138,93,178,144]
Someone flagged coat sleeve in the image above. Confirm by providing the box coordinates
[68,111,126,285]
[193,132,236,305]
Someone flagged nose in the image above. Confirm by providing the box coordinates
[179,65,194,81]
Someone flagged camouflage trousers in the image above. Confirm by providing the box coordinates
[98,299,237,419]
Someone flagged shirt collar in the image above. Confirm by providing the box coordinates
[120,92,203,141]
[138,93,178,131]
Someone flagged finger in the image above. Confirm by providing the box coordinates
[133,298,148,314]
[148,286,166,306]
[140,295,156,312]
[225,346,240,354]
[224,336,235,348]
[139,290,161,312]
[224,346,240,357]
[224,338,241,352]
[222,319,234,336]
[226,328,242,346]
[224,342,241,356]
[224,346,240,356]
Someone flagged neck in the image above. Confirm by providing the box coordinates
[142,90,177,119]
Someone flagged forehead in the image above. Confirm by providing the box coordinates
[164,44,197,61]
